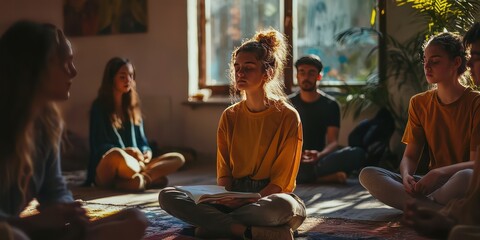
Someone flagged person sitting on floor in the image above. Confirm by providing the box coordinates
[359,31,480,210]
[403,155,480,239]
[0,20,147,240]
[85,57,185,191]
[403,22,480,240]
[289,55,364,184]
[159,28,306,240]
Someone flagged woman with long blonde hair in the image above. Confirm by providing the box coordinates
[0,20,147,240]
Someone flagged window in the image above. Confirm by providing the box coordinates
[191,0,383,96]
[293,0,378,86]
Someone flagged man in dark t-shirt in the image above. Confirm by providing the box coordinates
[289,55,364,183]
[290,91,339,152]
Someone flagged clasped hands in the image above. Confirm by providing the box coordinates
[401,168,455,238]
[402,168,450,197]
[124,147,152,168]
[301,150,321,163]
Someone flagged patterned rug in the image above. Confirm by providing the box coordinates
[79,203,429,240]
[62,170,431,239]
[21,199,429,240]
[139,206,429,240]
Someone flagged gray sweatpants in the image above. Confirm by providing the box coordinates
[158,185,306,237]
[359,166,473,210]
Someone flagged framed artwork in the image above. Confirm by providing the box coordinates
[63,0,148,36]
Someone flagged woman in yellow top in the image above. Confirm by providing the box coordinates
[159,28,305,240]
[402,23,480,240]
[359,32,480,210]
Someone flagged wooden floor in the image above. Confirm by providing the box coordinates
[71,159,402,222]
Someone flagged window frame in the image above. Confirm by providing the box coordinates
[197,0,386,96]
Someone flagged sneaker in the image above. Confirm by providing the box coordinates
[250,225,293,240]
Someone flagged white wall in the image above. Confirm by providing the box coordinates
[0,0,420,162]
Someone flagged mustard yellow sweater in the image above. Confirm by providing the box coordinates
[217,100,303,192]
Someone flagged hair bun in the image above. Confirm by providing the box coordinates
[254,28,285,52]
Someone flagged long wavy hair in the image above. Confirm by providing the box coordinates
[0,21,63,206]
[96,57,142,128]
[229,28,289,107]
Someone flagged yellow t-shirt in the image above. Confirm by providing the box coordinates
[402,88,480,169]
[217,100,303,192]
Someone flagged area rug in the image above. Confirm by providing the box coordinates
[21,200,429,239]
[140,207,429,239]
[135,206,428,240]
[63,169,431,239]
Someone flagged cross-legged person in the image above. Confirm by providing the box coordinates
[159,28,306,240]
[403,22,480,240]
[359,32,480,210]
[85,57,185,191]
[289,55,366,184]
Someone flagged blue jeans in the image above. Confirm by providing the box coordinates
[297,146,366,183]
